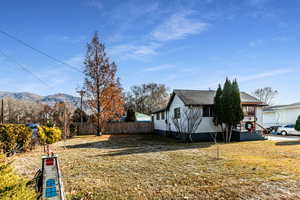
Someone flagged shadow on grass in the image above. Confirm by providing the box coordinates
[275,140,300,146]
[66,134,212,157]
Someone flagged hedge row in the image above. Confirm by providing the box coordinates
[0,154,37,200]
[0,124,62,154]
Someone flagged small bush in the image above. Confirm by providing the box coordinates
[0,154,37,200]
[38,126,61,145]
[0,124,32,153]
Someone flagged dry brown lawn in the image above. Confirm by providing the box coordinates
[11,134,300,200]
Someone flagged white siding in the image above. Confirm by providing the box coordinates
[153,111,167,130]
[196,117,222,133]
[167,95,186,132]
[255,107,263,130]
[164,94,222,133]
[263,107,300,127]
[153,94,263,133]
[263,111,279,127]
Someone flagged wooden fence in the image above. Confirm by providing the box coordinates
[76,122,153,135]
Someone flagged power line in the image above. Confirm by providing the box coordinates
[0,49,51,88]
[0,29,82,73]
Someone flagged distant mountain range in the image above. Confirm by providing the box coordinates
[0,91,80,107]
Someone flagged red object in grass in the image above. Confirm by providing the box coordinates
[46,158,54,166]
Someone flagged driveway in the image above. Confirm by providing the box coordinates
[266,135,300,141]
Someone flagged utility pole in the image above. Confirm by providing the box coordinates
[1,99,3,124]
[76,90,86,134]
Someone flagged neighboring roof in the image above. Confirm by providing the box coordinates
[121,112,152,121]
[135,112,151,121]
[167,89,263,108]
[152,107,167,114]
[263,102,300,112]
[288,102,300,107]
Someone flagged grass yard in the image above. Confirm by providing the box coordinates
[11,134,300,200]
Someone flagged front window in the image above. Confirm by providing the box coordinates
[161,112,165,120]
[203,106,215,117]
[156,113,160,120]
[174,108,180,119]
[243,106,256,116]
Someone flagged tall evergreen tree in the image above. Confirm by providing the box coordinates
[214,84,223,127]
[295,115,300,132]
[232,80,244,122]
[230,79,244,141]
[221,78,233,142]
[216,78,244,142]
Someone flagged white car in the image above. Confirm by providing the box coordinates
[278,124,300,136]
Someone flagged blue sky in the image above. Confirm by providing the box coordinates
[0,0,299,104]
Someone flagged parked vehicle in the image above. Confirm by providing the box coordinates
[266,125,282,135]
[277,124,300,135]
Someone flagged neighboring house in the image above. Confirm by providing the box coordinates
[263,102,300,128]
[152,89,265,141]
[120,112,152,122]
[135,112,152,122]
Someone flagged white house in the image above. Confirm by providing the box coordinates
[152,89,265,141]
[263,102,300,127]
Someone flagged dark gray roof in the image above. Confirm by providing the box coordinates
[173,89,263,106]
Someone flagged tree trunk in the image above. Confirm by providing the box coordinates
[228,125,233,142]
[188,133,193,143]
[97,116,101,136]
[225,126,228,143]
[96,82,102,136]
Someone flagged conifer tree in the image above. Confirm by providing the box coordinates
[295,115,300,132]
[214,84,223,127]
[215,78,244,142]
[230,79,244,141]
[221,78,233,142]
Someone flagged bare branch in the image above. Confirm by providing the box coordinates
[171,107,202,142]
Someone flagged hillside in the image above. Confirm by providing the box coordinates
[0,91,80,107]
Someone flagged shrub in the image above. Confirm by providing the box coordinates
[0,124,32,153]
[295,115,300,132]
[69,123,77,137]
[0,154,37,200]
[37,126,61,145]
[37,126,47,145]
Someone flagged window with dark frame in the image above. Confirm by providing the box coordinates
[174,108,180,119]
[202,105,215,117]
[156,113,160,120]
[161,112,165,120]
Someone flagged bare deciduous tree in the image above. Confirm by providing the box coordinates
[2,97,44,124]
[125,83,169,115]
[53,102,73,139]
[172,107,202,143]
[252,87,278,105]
